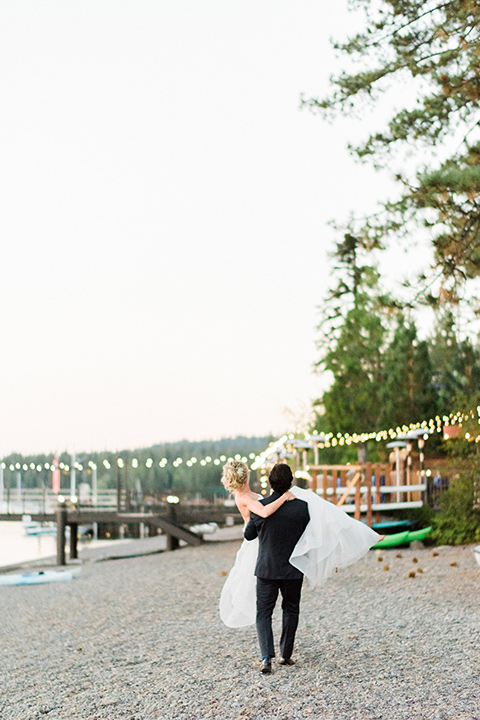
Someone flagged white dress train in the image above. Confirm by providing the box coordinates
[219,485,381,628]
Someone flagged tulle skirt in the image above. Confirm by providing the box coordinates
[219,485,381,627]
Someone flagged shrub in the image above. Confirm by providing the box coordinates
[431,468,480,546]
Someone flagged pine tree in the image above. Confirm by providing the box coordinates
[379,313,439,427]
[304,0,480,308]
[315,234,387,455]
[428,310,480,411]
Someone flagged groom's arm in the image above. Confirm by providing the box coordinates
[244,514,259,541]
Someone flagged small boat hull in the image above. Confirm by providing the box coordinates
[0,569,80,586]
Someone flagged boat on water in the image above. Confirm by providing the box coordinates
[22,515,57,537]
[24,523,57,537]
[0,568,80,586]
[189,522,219,535]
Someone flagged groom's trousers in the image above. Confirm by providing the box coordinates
[256,577,303,659]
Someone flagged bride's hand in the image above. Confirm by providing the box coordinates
[284,491,295,501]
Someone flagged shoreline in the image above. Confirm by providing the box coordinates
[0,524,245,574]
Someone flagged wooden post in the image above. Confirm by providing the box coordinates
[166,501,179,551]
[332,470,338,504]
[323,469,328,501]
[407,469,413,502]
[375,463,381,524]
[56,502,67,566]
[69,522,78,560]
[116,462,122,511]
[354,472,361,520]
[124,462,129,511]
[311,469,318,494]
[166,533,180,551]
[366,463,372,528]
[340,469,347,495]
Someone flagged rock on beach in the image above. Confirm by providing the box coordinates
[1,539,479,720]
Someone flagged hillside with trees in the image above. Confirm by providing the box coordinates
[0,436,273,501]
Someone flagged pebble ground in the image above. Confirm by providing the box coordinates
[1,538,479,719]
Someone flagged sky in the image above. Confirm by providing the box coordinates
[0,1,428,456]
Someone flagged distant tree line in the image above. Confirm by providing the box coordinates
[1,436,272,500]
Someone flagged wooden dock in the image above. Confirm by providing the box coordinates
[0,505,241,565]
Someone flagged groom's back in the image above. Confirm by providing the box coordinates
[246,494,310,580]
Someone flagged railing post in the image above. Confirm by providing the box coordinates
[322,469,328,501]
[311,469,318,494]
[56,499,67,566]
[116,463,122,511]
[366,463,372,527]
[69,522,78,560]
[354,471,361,520]
[375,463,381,524]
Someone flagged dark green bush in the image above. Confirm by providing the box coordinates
[431,469,480,546]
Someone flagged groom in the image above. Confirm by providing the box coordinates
[244,462,310,674]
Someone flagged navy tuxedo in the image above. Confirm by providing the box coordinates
[244,491,310,660]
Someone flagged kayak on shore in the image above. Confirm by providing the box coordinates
[372,527,432,549]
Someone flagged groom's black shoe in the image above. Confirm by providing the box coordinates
[260,658,272,674]
[279,658,295,666]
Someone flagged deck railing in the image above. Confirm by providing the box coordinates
[309,464,426,527]
[0,488,118,515]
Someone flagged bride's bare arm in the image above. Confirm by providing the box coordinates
[244,491,295,519]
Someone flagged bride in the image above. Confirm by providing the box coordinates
[219,460,383,628]
[221,458,295,523]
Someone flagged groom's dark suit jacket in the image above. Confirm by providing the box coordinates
[244,491,310,580]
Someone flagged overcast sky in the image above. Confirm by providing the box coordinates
[1,1,428,456]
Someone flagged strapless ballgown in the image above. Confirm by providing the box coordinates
[219,485,381,627]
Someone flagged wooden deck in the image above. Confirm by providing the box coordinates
[308,463,426,526]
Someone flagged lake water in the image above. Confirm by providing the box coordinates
[0,522,58,567]
[0,521,120,569]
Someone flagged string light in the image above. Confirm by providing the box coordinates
[2,409,477,476]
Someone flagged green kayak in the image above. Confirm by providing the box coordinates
[373,531,410,548]
[372,527,432,549]
[406,526,432,542]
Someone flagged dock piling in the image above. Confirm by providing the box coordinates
[56,501,67,566]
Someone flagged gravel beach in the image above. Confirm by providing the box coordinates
[1,537,479,720]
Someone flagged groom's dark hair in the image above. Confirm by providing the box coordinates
[269,463,293,494]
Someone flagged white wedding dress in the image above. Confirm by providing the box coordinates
[219,485,381,628]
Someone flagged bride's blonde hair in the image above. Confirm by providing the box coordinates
[221,459,249,492]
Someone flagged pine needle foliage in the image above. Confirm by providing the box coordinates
[304,0,480,305]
